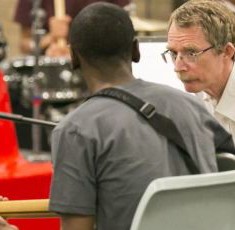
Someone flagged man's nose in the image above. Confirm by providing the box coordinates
[174,54,188,73]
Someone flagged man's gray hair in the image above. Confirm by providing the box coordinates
[168,0,235,53]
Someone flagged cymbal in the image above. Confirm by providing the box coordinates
[130,16,168,32]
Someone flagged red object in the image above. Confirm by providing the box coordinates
[0,70,19,165]
[0,70,60,229]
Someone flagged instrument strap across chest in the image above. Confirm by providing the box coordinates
[87,87,200,174]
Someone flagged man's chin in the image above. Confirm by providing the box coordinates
[182,81,201,93]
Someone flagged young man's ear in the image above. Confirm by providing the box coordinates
[132,38,140,63]
[70,47,81,70]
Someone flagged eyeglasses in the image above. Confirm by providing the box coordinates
[161,46,214,64]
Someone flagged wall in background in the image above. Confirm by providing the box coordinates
[0,0,20,59]
[135,0,172,20]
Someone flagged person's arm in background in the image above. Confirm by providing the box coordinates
[44,15,71,57]
[18,26,53,54]
[18,17,71,56]
[14,0,71,56]
[14,0,37,55]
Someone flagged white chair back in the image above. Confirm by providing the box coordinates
[130,170,235,230]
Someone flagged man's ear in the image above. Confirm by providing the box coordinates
[70,47,81,70]
[132,38,140,63]
[224,42,235,60]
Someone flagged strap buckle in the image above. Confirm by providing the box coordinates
[140,103,156,119]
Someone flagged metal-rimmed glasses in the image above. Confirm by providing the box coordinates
[161,46,214,64]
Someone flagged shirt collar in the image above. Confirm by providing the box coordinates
[215,62,235,121]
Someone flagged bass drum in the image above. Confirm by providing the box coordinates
[1,56,87,151]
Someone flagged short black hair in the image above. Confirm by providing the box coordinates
[69,2,135,64]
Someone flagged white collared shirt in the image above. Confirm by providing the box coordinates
[197,63,235,143]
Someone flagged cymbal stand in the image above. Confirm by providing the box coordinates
[31,0,46,155]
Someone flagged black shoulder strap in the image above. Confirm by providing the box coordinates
[87,87,200,174]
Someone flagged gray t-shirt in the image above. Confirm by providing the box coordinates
[49,79,229,230]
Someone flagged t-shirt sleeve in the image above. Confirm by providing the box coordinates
[49,125,96,215]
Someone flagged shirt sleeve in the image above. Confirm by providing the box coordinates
[49,125,97,215]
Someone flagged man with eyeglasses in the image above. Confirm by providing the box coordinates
[163,0,235,143]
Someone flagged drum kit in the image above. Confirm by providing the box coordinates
[0,55,87,153]
[0,0,168,154]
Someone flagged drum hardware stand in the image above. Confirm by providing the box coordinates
[0,22,7,62]
[0,112,57,128]
[31,0,46,156]
[0,112,56,162]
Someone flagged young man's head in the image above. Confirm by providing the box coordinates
[69,2,138,70]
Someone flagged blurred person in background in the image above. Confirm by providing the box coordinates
[14,0,131,57]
